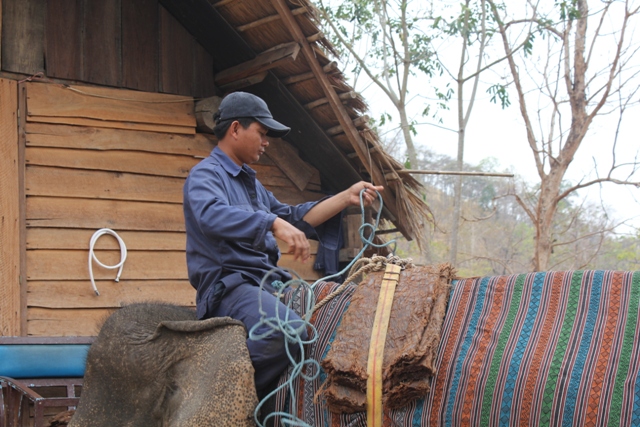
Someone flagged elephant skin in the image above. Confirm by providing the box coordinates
[69,303,258,427]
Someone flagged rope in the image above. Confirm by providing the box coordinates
[88,229,127,296]
[311,255,413,313]
[250,189,412,427]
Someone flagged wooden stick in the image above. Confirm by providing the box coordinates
[392,170,515,178]
[281,61,338,85]
[304,91,357,110]
[325,115,369,136]
[236,7,307,32]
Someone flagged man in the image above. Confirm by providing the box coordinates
[183,91,382,398]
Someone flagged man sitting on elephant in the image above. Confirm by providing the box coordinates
[182,91,382,399]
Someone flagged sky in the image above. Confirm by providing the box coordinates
[325,0,640,234]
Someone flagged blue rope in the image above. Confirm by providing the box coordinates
[249,189,395,427]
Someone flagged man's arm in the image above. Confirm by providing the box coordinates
[302,181,383,227]
[271,181,383,262]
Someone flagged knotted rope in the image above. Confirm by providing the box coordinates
[311,255,414,313]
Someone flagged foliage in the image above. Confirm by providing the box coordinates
[383,146,638,275]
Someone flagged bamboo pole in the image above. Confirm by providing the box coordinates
[389,170,514,179]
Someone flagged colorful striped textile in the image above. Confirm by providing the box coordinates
[273,271,640,427]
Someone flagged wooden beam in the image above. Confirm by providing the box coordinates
[236,7,307,32]
[269,0,408,238]
[326,115,369,136]
[348,147,378,158]
[218,71,267,92]
[195,95,222,133]
[263,138,314,192]
[306,32,324,43]
[281,61,338,85]
[388,170,515,180]
[0,79,21,336]
[305,91,357,110]
[214,42,300,86]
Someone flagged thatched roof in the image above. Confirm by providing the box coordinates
[161,0,431,245]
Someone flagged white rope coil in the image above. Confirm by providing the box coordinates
[88,228,127,296]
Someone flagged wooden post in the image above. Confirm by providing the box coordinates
[0,79,21,336]
[269,0,409,238]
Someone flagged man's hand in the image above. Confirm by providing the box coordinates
[346,181,384,208]
[272,217,310,262]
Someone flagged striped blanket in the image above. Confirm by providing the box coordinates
[273,270,640,426]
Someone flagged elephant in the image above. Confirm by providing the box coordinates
[69,303,258,427]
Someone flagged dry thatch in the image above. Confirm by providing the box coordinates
[210,0,432,247]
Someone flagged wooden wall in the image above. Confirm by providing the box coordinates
[15,81,323,336]
[1,0,215,98]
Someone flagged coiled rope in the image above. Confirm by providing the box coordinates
[88,228,127,296]
[250,190,413,427]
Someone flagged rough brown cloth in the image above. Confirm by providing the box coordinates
[321,264,454,412]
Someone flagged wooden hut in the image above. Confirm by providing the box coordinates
[0,0,429,337]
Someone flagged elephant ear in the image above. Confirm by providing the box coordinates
[143,316,246,342]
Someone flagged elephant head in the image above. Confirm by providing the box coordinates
[69,303,257,427]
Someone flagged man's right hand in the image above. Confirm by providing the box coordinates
[271,217,310,262]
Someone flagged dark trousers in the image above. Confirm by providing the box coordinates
[212,282,308,397]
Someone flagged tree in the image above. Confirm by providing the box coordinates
[487,0,640,271]
[314,0,436,169]
[433,0,496,265]
[317,0,510,265]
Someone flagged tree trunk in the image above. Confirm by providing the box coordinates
[398,106,418,169]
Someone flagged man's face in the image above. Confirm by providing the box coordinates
[229,121,270,165]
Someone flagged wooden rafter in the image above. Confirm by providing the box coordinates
[214,41,300,86]
[269,0,408,238]
[305,91,357,110]
[282,61,338,85]
[236,7,308,32]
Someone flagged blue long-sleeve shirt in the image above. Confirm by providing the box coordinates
[183,146,321,319]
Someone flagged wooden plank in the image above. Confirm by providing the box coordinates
[26,197,185,231]
[26,249,319,282]
[276,238,318,255]
[278,254,321,281]
[26,228,316,254]
[264,138,314,191]
[18,83,28,334]
[253,164,300,189]
[83,0,121,86]
[26,165,185,203]
[0,0,2,70]
[25,123,213,157]
[159,6,194,96]
[27,228,187,251]
[27,115,196,135]
[25,146,200,178]
[26,249,188,281]
[0,79,21,336]
[45,0,82,80]
[214,42,300,86]
[193,41,216,98]
[122,0,158,92]
[25,82,195,127]
[1,0,45,74]
[28,280,195,309]
[28,308,115,336]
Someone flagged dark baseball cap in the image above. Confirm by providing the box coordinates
[218,92,291,138]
